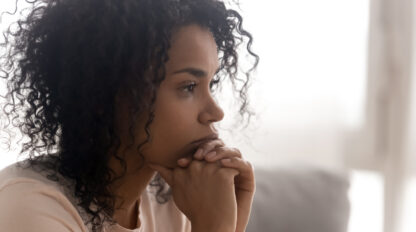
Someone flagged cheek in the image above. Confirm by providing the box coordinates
[157,98,195,135]
[145,100,198,165]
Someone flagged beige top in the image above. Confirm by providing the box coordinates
[0,160,191,232]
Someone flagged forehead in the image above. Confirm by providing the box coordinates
[166,24,219,71]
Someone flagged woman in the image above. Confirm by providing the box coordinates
[0,0,259,231]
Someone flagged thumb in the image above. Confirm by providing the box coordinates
[148,163,174,186]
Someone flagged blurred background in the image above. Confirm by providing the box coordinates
[0,0,415,232]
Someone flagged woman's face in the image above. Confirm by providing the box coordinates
[118,24,224,169]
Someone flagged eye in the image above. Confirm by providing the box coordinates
[180,78,219,95]
[182,82,197,93]
[209,78,220,92]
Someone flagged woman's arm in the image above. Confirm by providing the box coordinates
[0,181,87,232]
[149,160,240,232]
[178,139,256,232]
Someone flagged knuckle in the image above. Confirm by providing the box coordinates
[202,143,214,151]
[211,139,223,147]
[217,168,233,178]
[216,138,225,146]
[206,161,219,169]
[231,147,242,157]
[215,146,226,154]
[189,160,203,170]
[216,169,228,179]
[199,162,217,176]
[245,160,254,170]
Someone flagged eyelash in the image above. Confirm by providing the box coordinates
[183,79,220,93]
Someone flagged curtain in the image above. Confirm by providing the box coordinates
[364,0,415,231]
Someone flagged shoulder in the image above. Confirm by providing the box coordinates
[0,162,88,232]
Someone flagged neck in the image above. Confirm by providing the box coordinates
[107,150,156,229]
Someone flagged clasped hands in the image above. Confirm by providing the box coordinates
[149,138,255,232]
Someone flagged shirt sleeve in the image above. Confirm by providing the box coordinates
[0,180,87,232]
[183,215,192,232]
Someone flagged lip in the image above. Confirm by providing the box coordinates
[191,133,219,145]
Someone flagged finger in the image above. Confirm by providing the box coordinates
[189,159,205,171]
[147,163,174,186]
[205,147,242,162]
[177,147,204,167]
[202,139,225,153]
[217,166,240,179]
[177,157,191,167]
[221,157,253,175]
[220,157,255,191]
[194,139,225,159]
[193,148,204,160]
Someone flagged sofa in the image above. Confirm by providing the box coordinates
[246,165,350,232]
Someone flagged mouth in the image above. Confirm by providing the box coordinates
[180,133,219,158]
[191,133,219,145]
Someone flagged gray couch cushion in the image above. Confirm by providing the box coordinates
[247,165,350,232]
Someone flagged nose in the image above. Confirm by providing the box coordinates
[198,95,224,125]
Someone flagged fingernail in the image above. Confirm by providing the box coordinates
[205,151,217,159]
[178,158,188,166]
[222,158,231,163]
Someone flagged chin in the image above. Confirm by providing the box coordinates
[154,155,181,169]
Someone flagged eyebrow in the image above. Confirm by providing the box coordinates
[172,67,221,78]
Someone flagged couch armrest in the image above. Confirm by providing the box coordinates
[247,165,350,232]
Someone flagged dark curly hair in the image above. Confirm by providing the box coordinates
[0,0,259,230]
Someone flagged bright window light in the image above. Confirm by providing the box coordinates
[348,170,384,232]
[238,0,369,129]
[400,177,416,232]
[218,0,370,167]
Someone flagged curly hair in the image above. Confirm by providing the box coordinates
[0,0,259,230]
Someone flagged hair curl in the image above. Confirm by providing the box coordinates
[0,0,259,230]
